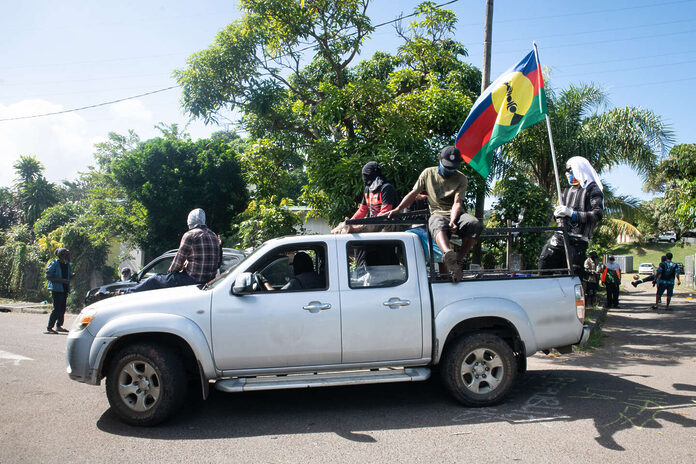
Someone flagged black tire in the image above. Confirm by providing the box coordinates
[669,238,675,243]
[106,343,187,426]
[441,333,517,407]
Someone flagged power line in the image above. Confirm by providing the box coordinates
[0,0,461,123]
[0,86,179,122]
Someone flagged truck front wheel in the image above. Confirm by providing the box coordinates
[441,333,517,407]
[106,343,187,426]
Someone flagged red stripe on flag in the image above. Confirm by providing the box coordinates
[526,67,543,96]
[456,104,498,163]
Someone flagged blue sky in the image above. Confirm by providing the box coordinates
[1,0,694,204]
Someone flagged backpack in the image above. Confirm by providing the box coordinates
[660,261,677,280]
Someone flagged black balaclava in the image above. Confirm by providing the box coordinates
[361,162,384,192]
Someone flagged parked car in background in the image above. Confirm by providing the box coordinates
[638,263,655,274]
[84,248,246,305]
[657,231,677,243]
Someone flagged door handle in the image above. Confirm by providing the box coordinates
[303,302,332,311]
[383,298,411,307]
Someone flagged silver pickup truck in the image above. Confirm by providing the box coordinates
[66,232,589,425]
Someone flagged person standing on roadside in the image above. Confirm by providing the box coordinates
[45,248,75,334]
[653,252,681,311]
[583,251,601,307]
[601,255,621,309]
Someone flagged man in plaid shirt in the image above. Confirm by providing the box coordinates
[123,208,221,294]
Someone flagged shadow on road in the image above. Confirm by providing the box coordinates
[565,289,696,370]
[97,369,696,451]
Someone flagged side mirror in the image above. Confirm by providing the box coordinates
[232,272,254,295]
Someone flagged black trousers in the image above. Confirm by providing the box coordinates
[605,283,620,308]
[48,291,68,329]
[538,234,588,278]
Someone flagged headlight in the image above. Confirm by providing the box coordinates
[71,310,96,332]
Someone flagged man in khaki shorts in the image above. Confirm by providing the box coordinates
[389,146,482,280]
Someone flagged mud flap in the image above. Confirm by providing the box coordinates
[198,361,209,400]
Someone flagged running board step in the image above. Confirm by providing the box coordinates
[214,367,431,393]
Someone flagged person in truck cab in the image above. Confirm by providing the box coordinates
[539,156,604,276]
[122,208,221,294]
[388,145,482,281]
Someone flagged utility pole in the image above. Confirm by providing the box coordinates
[473,0,493,265]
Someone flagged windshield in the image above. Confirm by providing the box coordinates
[204,245,265,289]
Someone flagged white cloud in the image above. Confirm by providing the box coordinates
[0,99,93,187]
[109,99,153,122]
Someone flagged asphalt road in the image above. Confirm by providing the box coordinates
[1,288,695,463]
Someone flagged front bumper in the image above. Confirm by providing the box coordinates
[66,334,95,383]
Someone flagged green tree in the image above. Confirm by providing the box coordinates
[645,143,696,231]
[0,187,22,230]
[488,175,551,269]
[12,155,59,227]
[231,197,303,248]
[111,135,248,257]
[175,1,482,224]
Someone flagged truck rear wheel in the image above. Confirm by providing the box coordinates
[441,333,517,407]
[106,343,187,426]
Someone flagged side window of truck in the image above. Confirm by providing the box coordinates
[347,241,408,289]
[253,244,328,291]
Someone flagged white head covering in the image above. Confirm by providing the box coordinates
[566,156,603,191]
[187,208,206,229]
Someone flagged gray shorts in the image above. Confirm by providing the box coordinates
[428,213,482,239]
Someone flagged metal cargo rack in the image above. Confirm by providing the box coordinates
[346,211,573,282]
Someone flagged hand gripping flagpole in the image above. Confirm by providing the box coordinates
[533,42,573,274]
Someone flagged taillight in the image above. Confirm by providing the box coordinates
[574,284,585,322]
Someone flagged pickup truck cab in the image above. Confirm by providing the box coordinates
[67,232,589,426]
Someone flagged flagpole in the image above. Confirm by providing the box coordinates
[533,42,573,273]
[533,42,563,202]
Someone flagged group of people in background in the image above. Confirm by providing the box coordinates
[631,252,681,311]
[582,251,682,311]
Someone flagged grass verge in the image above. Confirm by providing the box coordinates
[574,304,607,351]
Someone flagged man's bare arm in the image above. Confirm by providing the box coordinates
[388,190,419,218]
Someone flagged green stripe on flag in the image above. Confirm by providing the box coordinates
[468,90,547,179]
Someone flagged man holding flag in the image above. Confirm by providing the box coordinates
[454,46,602,274]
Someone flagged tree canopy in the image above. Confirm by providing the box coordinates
[176,0,482,223]
[111,135,248,257]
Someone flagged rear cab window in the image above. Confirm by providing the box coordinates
[346,240,408,289]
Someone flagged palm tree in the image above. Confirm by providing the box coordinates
[13,155,44,185]
[599,184,645,240]
[12,155,58,227]
[501,83,674,198]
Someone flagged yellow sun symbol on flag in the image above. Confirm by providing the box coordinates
[491,72,535,126]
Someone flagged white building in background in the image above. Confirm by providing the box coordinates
[288,206,331,235]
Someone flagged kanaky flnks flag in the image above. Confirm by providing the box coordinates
[455,49,547,178]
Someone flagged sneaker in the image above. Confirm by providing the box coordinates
[55,327,69,333]
[442,250,463,281]
[631,281,638,288]
[44,328,57,334]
